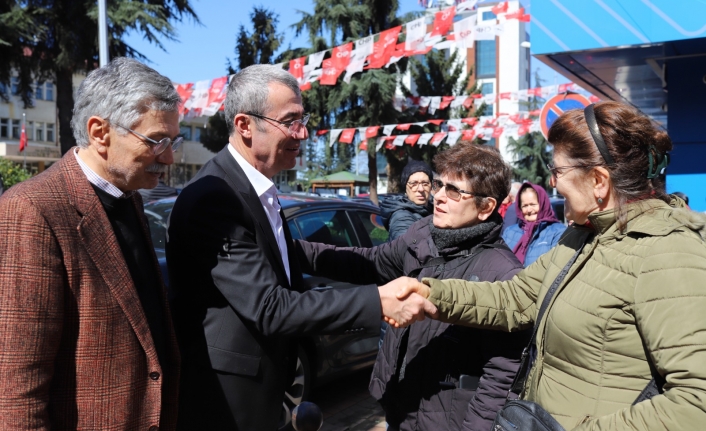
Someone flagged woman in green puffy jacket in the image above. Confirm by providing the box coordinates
[385,101,706,430]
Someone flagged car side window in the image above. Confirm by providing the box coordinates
[353,211,389,246]
[287,220,302,240]
[295,210,358,247]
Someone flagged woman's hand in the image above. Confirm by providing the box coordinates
[380,277,434,327]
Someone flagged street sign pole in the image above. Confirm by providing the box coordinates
[98,0,109,67]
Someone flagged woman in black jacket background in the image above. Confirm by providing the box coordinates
[295,143,528,431]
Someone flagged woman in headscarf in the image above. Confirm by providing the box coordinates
[502,182,565,266]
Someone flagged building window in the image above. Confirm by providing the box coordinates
[35,82,44,100]
[45,82,53,101]
[481,82,494,116]
[0,119,8,137]
[179,125,192,141]
[12,119,20,138]
[193,126,204,142]
[27,121,34,141]
[476,40,496,78]
[482,11,497,21]
[35,122,44,141]
[46,123,55,142]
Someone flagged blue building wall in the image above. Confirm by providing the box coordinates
[666,55,706,211]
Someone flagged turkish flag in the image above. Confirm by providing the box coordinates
[332,43,353,70]
[365,126,380,138]
[339,128,356,144]
[405,134,420,145]
[289,57,306,80]
[431,6,455,37]
[19,122,27,152]
[491,1,508,15]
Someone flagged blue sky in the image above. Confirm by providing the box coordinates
[124,0,559,86]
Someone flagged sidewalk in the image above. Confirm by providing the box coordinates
[311,367,386,431]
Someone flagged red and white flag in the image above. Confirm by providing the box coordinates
[339,128,356,144]
[320,59,343,86]
[289,57,306,81]
[202,76,228,117]
[19,121,27,152]
[431,6,455,37]
[332,43,353,71]
[405,17,426,52]
[491,1,508,15]
[453,16,475,49]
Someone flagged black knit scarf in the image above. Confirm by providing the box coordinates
[429,214,501,253]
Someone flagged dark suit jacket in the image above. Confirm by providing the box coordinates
[0,150,180,430]
[166,146,381,430]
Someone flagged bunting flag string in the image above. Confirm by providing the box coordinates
[173,0,537,118]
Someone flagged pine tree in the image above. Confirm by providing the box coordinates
[227,7,283,74]
[0,0,199,155]
[506,70,553,191]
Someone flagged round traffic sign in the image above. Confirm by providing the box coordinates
[540,93,592,139]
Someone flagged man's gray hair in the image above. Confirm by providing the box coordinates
[71,57,181,149]
[224,64,301,135]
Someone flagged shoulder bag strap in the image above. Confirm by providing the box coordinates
[508,232,589,398]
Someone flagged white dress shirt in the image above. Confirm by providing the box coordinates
[74,148,133,198]
[228,144,291,284]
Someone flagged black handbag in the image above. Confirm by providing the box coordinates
[492,228,663,431]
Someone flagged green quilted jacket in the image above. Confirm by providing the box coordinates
[424,198,706,430]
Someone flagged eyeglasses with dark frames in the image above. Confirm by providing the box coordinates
[407,181,431,190]
[546,162,600,178]
[245,112,310,137]
[431,179,488,201]
[113,123,183,155]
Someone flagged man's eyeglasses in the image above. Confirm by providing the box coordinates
[431,179,488,201]
[245,112,310,137]
[114,124,183,155]
[407,181,431,190]
[546,162,599,178]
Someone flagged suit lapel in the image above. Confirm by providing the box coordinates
[62,151,158,362]
[214,148,291,288]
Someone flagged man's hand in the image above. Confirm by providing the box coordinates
[378,277,437,328]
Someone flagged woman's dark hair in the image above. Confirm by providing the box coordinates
[548,100,672,231]
[433,141,511,213]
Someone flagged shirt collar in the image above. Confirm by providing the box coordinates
[74,148,133,199]
[227,144,276,198]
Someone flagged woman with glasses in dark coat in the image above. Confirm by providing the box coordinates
[295,143,527,431]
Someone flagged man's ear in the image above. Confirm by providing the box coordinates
[477,197,498,221]
[87,116,109,155]
[233,113,253,139]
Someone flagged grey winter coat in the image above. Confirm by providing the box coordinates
[380,194,432,240]
[294,216,528,431]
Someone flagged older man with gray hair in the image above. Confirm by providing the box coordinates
[167,64,435,430]
[0,57,181,430]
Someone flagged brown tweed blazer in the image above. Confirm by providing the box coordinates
[0,150,180,430]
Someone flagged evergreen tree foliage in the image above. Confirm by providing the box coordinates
[227,7,283,74]
[0,0,199,155]
[506,70,552,191]
[199,111,230,153]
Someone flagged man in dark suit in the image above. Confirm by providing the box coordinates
[166,64,435,430]
[0,58,181,429]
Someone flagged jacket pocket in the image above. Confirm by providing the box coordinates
[207,345,261,376]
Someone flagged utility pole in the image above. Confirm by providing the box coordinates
[98,0,109,67]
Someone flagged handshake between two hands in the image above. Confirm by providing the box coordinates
[378,276,438,328]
